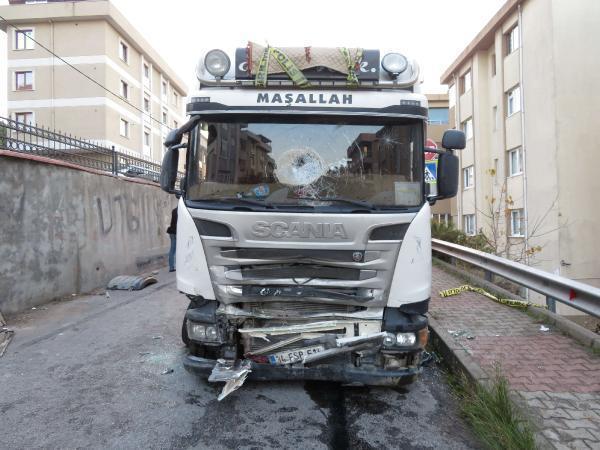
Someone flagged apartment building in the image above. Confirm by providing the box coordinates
[426,93,457,225]
[0,0,187,162]
[442,0,600,310]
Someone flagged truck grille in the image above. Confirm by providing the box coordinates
[241,301,365,318]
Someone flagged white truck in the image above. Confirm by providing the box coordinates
[160,44,464,395]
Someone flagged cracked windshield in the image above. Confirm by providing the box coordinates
[186,120,423,208]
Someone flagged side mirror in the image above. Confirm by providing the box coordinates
[436,152,459,199]
[160,146,179,194]
[442,129,466,150]
[164,129,182,147]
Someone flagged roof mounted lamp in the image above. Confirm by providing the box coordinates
[381,53,408,78]
[203,49,230,79]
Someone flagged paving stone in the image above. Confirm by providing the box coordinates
[566,440,592,450]
[563,419,598,430]
[542,409,575,420]
[521,391,551,401]
[526,398,547,409]
[548,392,580,402]
[567,410,600,421]
[557,428,595,441]
[550,441,591,450]
[544,419,567,430]
[543,429,561,441]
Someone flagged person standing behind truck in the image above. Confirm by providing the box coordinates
[166,207,177,272]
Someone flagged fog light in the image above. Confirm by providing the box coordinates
[205,326,218,341]
[396,332,416,346]
[188,322,206,340]
[204,49,230,78]
[383,332,396,347]
[382,53,408,77]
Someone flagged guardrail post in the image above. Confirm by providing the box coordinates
[484,270,494,282]
[546,296,557,313]
[111,145,117,175]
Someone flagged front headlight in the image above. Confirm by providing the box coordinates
[204,49,230,78]
[205,326,218,341]
[188,322,206,340]
[396,332,416,346]
[383,332,397,347]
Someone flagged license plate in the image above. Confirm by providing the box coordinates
[268,345,325,365]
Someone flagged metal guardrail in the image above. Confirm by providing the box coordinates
[432,238,600,318]
[0,116,183,185]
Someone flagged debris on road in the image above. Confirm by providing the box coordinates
[448,329,475,340]
[161,368,174,375]
[152,336,163,340]
[208,359,252,401]
[105,291,111,299]
[139,351,151,356]
[539,325,550,332]
[107,274,157,291]
[0,311,14,357]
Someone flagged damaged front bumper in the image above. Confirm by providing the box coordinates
[184,354,421,386]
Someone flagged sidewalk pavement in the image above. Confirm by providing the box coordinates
[430,265,600,450]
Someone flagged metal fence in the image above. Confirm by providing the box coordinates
[0,116,178,184]
[432,238,600,318]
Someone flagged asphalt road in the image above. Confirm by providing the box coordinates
[1,269,480,449]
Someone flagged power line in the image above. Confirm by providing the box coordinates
[0,14,174,131]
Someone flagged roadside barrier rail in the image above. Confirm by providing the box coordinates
[0,116,183,185]
[432,238,600,317]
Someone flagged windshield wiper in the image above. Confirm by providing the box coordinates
[218,197,277,209]
[316,197,380,211]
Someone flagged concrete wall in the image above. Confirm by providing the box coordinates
[0,152,176,314]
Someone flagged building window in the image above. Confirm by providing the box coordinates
[120,80,129,99]
[143,128,151,154]
[462,118,473,140]
[15,70,34,90]
[507,86,521,116]
[448,84,456,108]
[429,108,449,125]
[143,95,150,113]
[459,70,472,94]
[143,63,150,79]
[491,53,497,76]
[508,147,523,176]
[120,118,129,137]
[506,24,520,55]
[119,41,128,63]
[463,214,476,236]
[493,158,499,184]
[463,165,474,189]
[162,111,167,124]
[15,112,34,125]
[434,213,452,225]
[162,81,167,97]
[492,106,498,131]
[15,29,34,50]
[510,209,525,237]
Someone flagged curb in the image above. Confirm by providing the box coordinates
[428,316,490,386]
[433,257,600,350]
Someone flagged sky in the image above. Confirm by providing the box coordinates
[0,0,506,114]
[108,0,506,94]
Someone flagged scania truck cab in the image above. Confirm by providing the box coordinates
[160,44,464,397]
